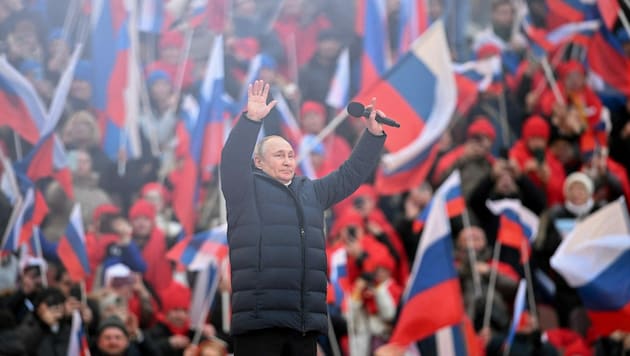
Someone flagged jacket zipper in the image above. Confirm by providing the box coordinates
[255,173,307,333]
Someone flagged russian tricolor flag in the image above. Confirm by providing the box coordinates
[167,224,228,271]
[551,198,630,337]
[67,309,91,356]
[358,0,390,92]
[57,204,91,282]
[389,171,466,347]
[138,0,164,33]
[397,0,429,57]
[325,48,351,110]
[486,199,539,263]
[355,20,455,195]
[413,171,465,233]
[0,56,47,144]
[91,0,142,161]
[189,261,221,330]
[328,245,348,309]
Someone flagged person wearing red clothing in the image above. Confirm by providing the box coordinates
[144,31,195,91]
[510,116,566,206]
[539,60,607,167]
[433,117,497,197]
[129,199,173,292]
[299,100,352,174]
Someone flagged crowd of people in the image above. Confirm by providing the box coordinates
[0,0,629,355]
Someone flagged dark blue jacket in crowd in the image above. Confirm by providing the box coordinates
[221,115,385,335]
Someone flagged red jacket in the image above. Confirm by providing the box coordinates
[509,140,566,206]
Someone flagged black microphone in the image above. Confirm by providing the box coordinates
[346,102,401,128]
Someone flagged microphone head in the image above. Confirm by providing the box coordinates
[347,102,365,117]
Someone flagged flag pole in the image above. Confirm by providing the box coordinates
[618,3,630,38]
[540,55,565,106]
[482,240,503,330]
[32,227,47,287]
[461,205,483,318]
[327,315,342,356]
[520,240,539,330]
[12,132,22,161]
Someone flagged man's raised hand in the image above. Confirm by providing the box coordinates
[246,80,277,121]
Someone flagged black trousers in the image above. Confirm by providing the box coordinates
[233,328,318,356]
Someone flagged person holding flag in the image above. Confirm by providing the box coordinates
[220,79,386,356]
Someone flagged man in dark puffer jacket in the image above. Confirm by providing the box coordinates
[221,80,387,356]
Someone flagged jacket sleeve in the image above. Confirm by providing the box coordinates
[314,130,385,208]
[220,115,261,205]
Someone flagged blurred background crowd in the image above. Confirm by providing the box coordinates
[0,0,630,355]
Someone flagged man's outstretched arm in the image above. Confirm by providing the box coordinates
[220,80,277,201]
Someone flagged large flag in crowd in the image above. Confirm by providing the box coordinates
[551,198,630,337]
[389,171,466,347]
[354,20,456,195]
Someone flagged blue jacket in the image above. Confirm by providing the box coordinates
[221,115,385,335]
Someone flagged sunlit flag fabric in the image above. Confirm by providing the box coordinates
[505,279,528,351]
[389,171,465,347]
[57,204,91,282]
[355,20,456,195]
[167,224,228,271]
[546,0,598,30]
[67,309,91,356]
[551,198,630,337]
[597,0,621,30]
[91,0,142,161]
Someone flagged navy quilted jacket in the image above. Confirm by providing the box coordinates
[220,115,385,335]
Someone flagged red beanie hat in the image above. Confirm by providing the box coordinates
[557,60,585,80]
[159,31,184,49]
[141,182,171,204]
[476,43,501,59]
[129,199,157,220]
[330,208,365,239]
[354,184,378,202]
[92,204,121,224]
[300,101,326,119]
[467,117,497,141]
[160,282,191,313]
[522,115,550,140]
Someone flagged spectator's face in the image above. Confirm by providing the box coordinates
[21,267,43,295]
[492,3,514,27]
[526,137,547,152]
[131,216,153,237]
[70,80,92,101]
[457,227,486,253]
[301,111,326,134]
[166,308,189,328]
[428,0,443,19]
[254,137,296,184]
[566,182,590,205]
[75,150,93,176]
[564,70,585,92]
[150,79,173,103]
[317,39,342,60]
[97,328,129,356]
[112,217,133,237]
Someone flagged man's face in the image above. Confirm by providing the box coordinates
[131,216,153,237]
[301,111,326,134]
[21,267,43,295]
[492,3,514,27]
[255,137,296,184]
[566,182,590,205]
[97,328,129,356]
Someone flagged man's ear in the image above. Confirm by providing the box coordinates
[253,155,263,169]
